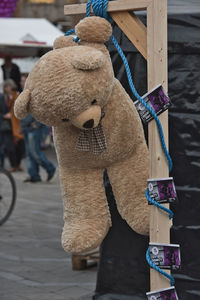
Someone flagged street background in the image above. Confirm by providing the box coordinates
[0,148,96,300]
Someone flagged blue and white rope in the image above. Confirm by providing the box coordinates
[146,247,175,286]
[145,189,174,219]
[86,0,109,19]
[110,34,173,172]
[64,28,75,36]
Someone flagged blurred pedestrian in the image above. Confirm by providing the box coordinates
[1,56,21,91]
[20,74,55,183]
[22,74,52,150]
[21,115,56,182]
[3,79,24,171]
[0,85,16,169]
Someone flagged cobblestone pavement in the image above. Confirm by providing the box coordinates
[0,148,96,300]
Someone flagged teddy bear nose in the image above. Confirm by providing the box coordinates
[83,119,94,129]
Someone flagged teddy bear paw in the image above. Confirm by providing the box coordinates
[61,218,111,254]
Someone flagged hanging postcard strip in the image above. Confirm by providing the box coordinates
[147,177,177,204]
[135,84,171,124]
[149,243,181,270]
[146,286,179,300]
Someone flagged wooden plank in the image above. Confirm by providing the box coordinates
[72,251,99,270]
[64,0,152,15]
[147,0,171,291]
[110,11,147,59]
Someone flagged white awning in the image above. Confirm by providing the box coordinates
[0,18,64,57]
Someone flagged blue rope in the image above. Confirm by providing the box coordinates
[86,0,109,19]
[145,186,174,285]
[64,28,75,36]
[86,0,92,17]
[146,248,175,286]
[110,35,173,172]
[145,189,174,219]
[64,28,80,43]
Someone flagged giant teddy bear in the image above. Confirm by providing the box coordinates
[14,17,149,254]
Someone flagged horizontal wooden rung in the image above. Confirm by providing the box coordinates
[64,0,151,15]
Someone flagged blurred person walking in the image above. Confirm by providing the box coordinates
[1,56,21,91]
[0,82,19,170]
[21,116,56,182]
[20,75,55,183]
[3,79,24,171]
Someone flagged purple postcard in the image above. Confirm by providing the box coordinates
[146,286,179,300]
[149,243,181,270]
[147,177,177,204]
[135,84,171,123]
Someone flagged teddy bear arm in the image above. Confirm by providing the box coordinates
[14,89,31,119]
[60,167,111,253]
[107,141,149,235]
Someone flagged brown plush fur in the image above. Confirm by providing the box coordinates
[53,35,76,49]
[75,16,112,43]
[14,16,149,254]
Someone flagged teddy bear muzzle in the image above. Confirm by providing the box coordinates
[71,105,102,130]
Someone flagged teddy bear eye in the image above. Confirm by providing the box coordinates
[91,99,97,105]
[62,118,69,122]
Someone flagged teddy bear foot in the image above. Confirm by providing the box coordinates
[61,218,111,254]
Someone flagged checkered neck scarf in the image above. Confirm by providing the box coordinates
[76,112,107,155]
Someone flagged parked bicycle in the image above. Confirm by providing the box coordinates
[0,168,16,225]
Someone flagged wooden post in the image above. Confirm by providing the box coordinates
[147,0,171,291]
[64,0,170,292]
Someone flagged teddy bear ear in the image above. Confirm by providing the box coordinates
[53,36,76,49]
[75,16,112,43]
[14,89,31,119]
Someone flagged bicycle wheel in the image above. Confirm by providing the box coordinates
[0,168,17,226]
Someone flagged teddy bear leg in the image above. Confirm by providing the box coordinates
[60,168,111,254]
[107,142,149,235]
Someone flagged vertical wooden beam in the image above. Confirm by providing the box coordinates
[147,0,171,291]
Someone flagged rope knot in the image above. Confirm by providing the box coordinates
[86,0,109,19]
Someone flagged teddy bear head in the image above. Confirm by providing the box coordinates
[14,17,114,130]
